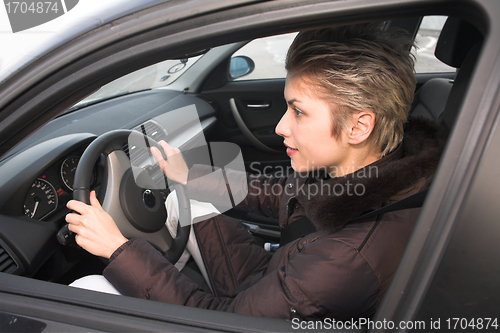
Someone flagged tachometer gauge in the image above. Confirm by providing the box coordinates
[23,179,58,220]
[61,156,80,191]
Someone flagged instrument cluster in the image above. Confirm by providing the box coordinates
[23,153,96,220]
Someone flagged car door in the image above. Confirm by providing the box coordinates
[0,0,498,332]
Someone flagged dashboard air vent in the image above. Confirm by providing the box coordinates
[0,246,18,274]
[122,120,169,166]
[122,143,130,157]
[135,120,168,143]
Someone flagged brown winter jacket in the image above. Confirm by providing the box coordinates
[104,117,447,320]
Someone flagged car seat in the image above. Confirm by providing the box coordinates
[410,17,483,130]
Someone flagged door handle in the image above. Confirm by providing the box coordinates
[245,103,270,109]
[229,98,280,154]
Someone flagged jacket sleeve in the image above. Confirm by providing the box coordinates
[103,237,378,320]
[186,164,287,220]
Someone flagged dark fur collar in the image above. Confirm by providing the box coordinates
[296,117,448,233]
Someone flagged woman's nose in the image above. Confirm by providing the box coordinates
[275,110,290,138]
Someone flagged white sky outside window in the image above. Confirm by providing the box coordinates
[0,0,131,77]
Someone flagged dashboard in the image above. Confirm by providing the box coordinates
[0,89,217,278]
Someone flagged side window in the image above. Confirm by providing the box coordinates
[413,16,455,73]
[230,32,298,81]
[232,18,454,79]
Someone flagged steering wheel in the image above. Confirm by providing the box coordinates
[59,129,191,264]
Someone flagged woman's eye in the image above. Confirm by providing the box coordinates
[293,107,303,117]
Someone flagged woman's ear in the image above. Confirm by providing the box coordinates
[347,111,375,145]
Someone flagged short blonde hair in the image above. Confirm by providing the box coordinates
[286,23,416,156]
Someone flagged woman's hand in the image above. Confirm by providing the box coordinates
[150,140,189,185]
[66,191,128,259]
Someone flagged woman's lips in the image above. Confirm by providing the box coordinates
[284,143,298,156]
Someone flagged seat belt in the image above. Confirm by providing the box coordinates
[279,188,429,247]
[349,188,429,223]
[279,216,317,247]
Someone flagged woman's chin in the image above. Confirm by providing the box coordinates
[290,161,310,174]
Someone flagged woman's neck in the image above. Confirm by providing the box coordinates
[327,147,381,178]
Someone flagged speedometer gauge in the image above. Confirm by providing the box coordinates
[23,179,58,220]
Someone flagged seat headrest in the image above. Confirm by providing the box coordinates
[435,17,483,68]
[439,42,481,130]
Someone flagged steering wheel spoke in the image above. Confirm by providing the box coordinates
[102,150,172,251]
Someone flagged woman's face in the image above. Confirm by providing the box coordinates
[275,75,352,176]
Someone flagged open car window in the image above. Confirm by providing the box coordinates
[230,32,297,81]
[413,16,455,74]
[232,17,455,83]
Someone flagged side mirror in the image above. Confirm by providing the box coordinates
[229,56,255,79]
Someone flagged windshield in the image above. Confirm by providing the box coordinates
[1,54,203,162]
[68,55,202,111]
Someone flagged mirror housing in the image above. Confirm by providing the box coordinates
[229,56,255,79]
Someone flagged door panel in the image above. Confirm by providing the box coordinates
[202,79,288,233]
[203,79,290,174]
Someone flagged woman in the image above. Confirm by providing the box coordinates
[66,23,446,320]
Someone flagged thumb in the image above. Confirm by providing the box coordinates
[89,190,102,209]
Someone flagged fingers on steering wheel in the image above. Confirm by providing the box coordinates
[65,213,78,227]
[159,140,183,158]
[151,146,167,171]
[67,221,78,233]
[152,141,176,165]
[89,190,101,208]
[66,199,90,215]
